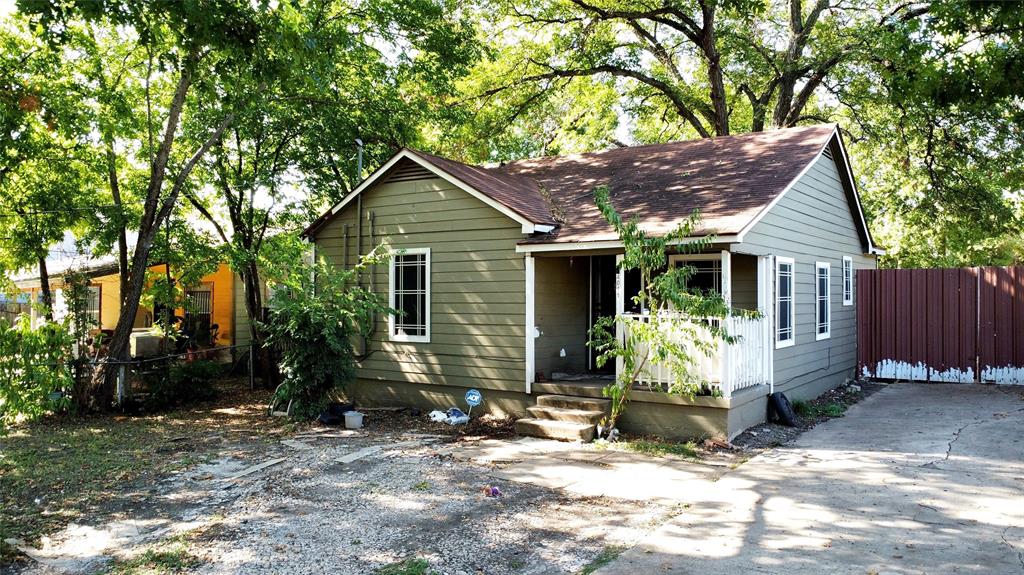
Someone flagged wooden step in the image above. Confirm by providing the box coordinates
[527,405,606,425]
[515,418,596,442]
[535,394,611,412]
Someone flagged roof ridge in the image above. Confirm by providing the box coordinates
[494,123,837,170]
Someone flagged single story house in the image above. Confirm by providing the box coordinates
[303,124,881,440]
[7,259,265,354]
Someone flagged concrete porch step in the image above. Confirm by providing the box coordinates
[527,405,606,425]
[515,418,596,442]
[535,394,611,413]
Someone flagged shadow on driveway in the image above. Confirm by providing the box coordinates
[595,383,1024,575]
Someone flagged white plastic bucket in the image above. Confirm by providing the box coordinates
[343,411,364,429]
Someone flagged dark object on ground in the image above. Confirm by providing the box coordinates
[768,392,797,427]
[407,407,421,417]
[319,402,355,425]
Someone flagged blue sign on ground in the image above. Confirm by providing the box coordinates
[465,388,482,407]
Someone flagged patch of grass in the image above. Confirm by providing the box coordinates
[411,480,431,491]
[581,545,626,574]
[818,402,846,417]
[0,379,287,562]
[794,400,846,419]
[616,438,701,460]
[102,533,201,574]
[375,557,438,575]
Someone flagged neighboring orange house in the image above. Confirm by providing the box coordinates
[11,262,241,348]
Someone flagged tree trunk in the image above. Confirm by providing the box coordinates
[699,4,729,136]
[37,255,53,321]
[106,145,130,300]
[241,261,278,388]
[88,53,235,408]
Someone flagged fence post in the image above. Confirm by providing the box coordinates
[116,364,126,406]
[248,344,255,390]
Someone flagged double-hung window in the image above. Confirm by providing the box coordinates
[842,256,853,306]
[389,247,430,343]
[775,257,795,348]
[815,261,831,340]
[85,286,101,325]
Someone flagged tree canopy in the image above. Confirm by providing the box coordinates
[454,0,1022,266]
[1,0,1021,307]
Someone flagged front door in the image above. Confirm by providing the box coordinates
[589,255,617,372]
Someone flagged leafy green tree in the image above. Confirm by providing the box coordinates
[465,0,927,149]
[263,245,393,420]
[16,0,286,405]
[0,316,75,431]
[459,0,1020,268]
[0,15,103,317]
[179,0,479,379]
[588,186,738,434]
[843,0,1024,266]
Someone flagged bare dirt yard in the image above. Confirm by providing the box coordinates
[2,380,881,575]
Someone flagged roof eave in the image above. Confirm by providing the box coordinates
[302,148,556,239]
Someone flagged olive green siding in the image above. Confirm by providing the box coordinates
[312,174,528,393]
[739,152,877,400]
[534,256,589,377]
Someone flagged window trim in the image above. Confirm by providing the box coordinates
[668,253,723,295]
[775,256,795,349]
[86,285,101,325]
[815,261,831,341]
[388,247,431,343]
[842,256,853,306]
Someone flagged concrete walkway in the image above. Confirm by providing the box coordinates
[596,384,1024,575]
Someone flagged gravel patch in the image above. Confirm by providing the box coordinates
[189,436,668,575]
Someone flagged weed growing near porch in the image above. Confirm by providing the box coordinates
[588,185,754,435]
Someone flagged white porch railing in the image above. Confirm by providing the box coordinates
[619,312,769,398]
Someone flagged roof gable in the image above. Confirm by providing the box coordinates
[304,149,556,238]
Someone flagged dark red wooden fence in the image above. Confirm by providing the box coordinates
[857,266,1024,384]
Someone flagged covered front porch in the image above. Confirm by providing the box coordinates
[524,249,775,401]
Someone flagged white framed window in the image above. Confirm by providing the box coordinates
[775,256,795,348]
[668,253,723,294]
[389,247,431,343]
[842,256,853,306]
[815,261,831,340]
[85,285,101,324]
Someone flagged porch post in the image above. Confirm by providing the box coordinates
[720,251,733,396]
[757,255,775,393]
[525,254,535,394]
[615,254,625,379]
[720,250,732,308]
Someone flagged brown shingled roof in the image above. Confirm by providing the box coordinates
[305,124,847,244]
[407,149,558,226]
[495,124,838,243]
